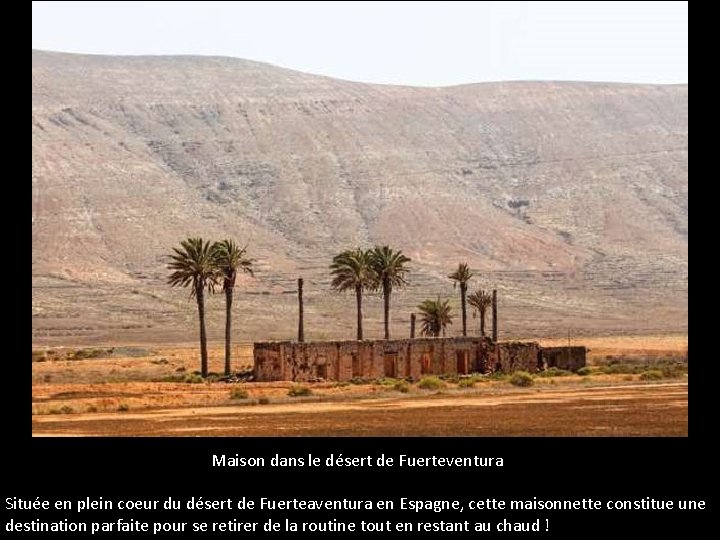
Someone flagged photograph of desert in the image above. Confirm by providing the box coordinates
[32,2,688,436]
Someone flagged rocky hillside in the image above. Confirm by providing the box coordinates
[32,50,688,344]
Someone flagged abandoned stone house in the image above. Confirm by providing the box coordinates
[253,337,586,382]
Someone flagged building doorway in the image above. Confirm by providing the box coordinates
[456,350,470,375]
[384,353,397,378]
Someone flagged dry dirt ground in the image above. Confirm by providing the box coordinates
[31,335,688,436]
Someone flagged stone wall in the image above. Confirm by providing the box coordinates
[492,342,542,374]
[541,347,587,372]
[253,337,496,382]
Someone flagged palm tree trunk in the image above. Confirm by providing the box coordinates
[197,285,209,378]
[383,279,391,339]
[480,308,486,337]
[224,288,233,376]
[355,284,363,340]
[461,283,467,337]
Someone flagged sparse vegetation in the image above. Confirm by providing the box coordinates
[393,380,410,393]
[509,371,534,387]
[458,378,475,388]
[576,367,592,376]
[418,376,446,390]
[183,373,204,384]
[230,388,249,400]
[60,405,75,414]
[537,367,573,378]
[288,385,312,397]
[640,370,663,381]
[117,403,130,412]
[258,396,271,405]
[86,405,98,413]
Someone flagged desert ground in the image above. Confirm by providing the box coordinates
[31,334,688,436]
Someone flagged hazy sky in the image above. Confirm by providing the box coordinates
[32,1,688,86]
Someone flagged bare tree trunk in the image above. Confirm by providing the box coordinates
[383,279,391,339]
[461,283,467,337]
[197,285,209,378]
[480,308,486,337]
[297,278,304,342]
[492,289,498,342]
[410,313,416,339]
[356,284,363,340]
[224,288,233,376]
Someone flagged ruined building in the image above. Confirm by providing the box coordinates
[254,338,585,382]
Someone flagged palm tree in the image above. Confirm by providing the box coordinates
[330,249,375,340]
[212,239,253,376]
[468,289,492,337]
[448,262,474,336]
[418,297,453,337]
[167,238,219,378]
[370,246,411,339]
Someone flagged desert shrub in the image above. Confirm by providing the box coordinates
[660,364,687,378]
[86,405,98,413]
[599,364,643,375]
[175,366,187,372]
[537,367,573,378]
[49,408,61,415]
[640,370,663,381]
[32,350,46,362]
[623,375,634,381]
[334,381,351,388]
[230,388,249,400]
[258,397,271,405]
[60,405,75,414]
[288,385,312,397]
[509,371,534,387]
[488,371,508,381]
[150,358,169,365]
[183,373,204,384]
[70,348,111,360]
[376,377,399,387]
[458,378,475,389]
[393,380,410,393]
[117,403,130,412]
[576,367,592,376]
[441,374,460,384]
[418,376,446,390]
[349,377,371,385]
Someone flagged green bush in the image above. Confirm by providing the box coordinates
[288,385,312,397]
[488,371,508,381]
[183,373,204,384]
[458,378,475,389]
[509,371,534,387]
[230,388,249,400]
[349,377,371,385]
[640,370,663,381]
[576,367,592,376]
[441,374,460,384]
[418,376,446,390]
[376,377,399,387]
[393,380,410,393]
